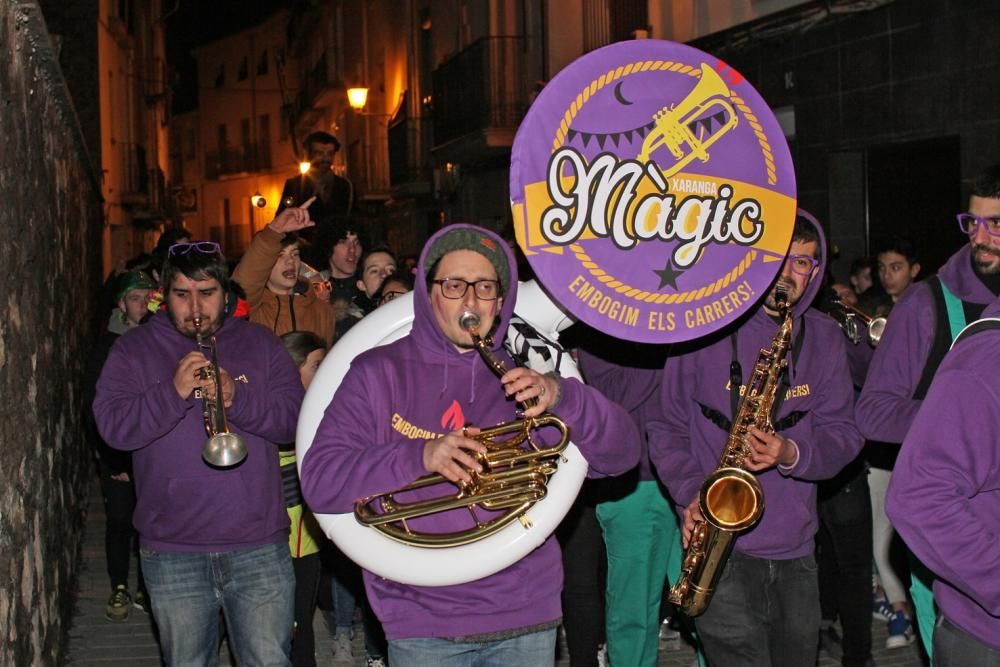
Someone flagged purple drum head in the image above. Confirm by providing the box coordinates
[510,40,796,343]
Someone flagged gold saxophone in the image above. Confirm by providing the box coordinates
[353,310,571,547]
[668,291,793,616]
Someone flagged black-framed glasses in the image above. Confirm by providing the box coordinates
[168,241,222,257]
[379,290,407,304]
[432,278,500,301]
[956,213,1000,237]
[784,253,818,276]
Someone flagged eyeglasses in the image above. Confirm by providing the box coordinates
[379,290,407,304]
[956,213,1000,237]
[168,241,222,257]
[785,254,819,276]
[432,278,501,301]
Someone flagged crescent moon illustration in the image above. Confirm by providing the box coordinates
[613,81,632,106]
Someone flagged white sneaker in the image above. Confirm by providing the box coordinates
[331,633,353,663]
[597,642,609,667]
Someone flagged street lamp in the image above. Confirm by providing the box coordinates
[251,191,266,208]
[347,87,369,112]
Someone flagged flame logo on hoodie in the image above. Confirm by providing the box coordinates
[441,400,465,433]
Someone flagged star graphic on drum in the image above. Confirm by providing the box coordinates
[654,258,685,290]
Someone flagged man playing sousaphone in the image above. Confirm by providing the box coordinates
[93,242,304,665]
[300,224,639,664]
[649,212,864,666]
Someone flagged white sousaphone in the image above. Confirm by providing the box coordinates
[296,280,588,586]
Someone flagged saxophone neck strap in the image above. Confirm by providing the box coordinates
[728,315,805,421]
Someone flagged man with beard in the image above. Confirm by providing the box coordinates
[233,197,336,347]
[278,131,354,227]
[93,242,304,666]
[856,164,1000,659]
[649,212,863,667]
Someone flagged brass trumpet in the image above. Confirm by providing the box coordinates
[829,299,886,347]
[193,314,247,467]
[353,310,571,548]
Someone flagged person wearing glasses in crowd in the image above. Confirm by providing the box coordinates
[300,224,639,665]
[232,197,336,347]
[374,270,413,307]
[649,212,863,667]
[93,241,305,666]
[856,164,1000,660]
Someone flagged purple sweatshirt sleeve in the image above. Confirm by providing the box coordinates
[550,377,640,477]
[577,351,660,412]
[94,341,195,450]
[855,285,935,442]
[648,354,713,509]
[886,366,1000,615]
[780,331,863,481]
[226,338,304,444]
[300,364,429,514]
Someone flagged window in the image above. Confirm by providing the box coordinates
[257,48,269,75]
[238,56,248,82]
[214,64,225,88]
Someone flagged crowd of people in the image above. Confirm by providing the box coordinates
[83,160,1000,667]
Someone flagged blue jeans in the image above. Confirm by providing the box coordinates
[935,616,1000,667]
[694,550,820,667]
[388,628,557,667]
[141,542,295,666]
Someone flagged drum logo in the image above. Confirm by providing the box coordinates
[510,41,797,343]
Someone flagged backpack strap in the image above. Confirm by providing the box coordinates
[914,277,967,399]
[950,317,1000,350]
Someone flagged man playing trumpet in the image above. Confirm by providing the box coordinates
[300,224,639,665]
[94,242,304,666]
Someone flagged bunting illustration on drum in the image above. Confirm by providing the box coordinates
[510,40,798,343]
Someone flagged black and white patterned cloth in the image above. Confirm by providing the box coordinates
[505,315,565,376]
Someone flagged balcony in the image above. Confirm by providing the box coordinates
[431,36,538,163]
[388,95,433,195]
[295,52,342,132]
[204,143,272,180]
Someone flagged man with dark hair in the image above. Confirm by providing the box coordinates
[232,199,336,347]
[856,163,1000,659]
[649,212,863,667]
[278,130,354,226]
[301,223,639,665]
[316,218,366,305]
[93,241,304,666]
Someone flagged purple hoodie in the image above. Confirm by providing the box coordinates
[648,216,863,559]
[886,296,1000,649]
[856,245,995,443]
[93,311,304,551]
[299,224,639,640]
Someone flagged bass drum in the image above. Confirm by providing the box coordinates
[296,280,588,586]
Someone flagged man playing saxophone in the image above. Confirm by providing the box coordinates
[93,242,304,666]
[300,224,639,665]
[649,213,863,667]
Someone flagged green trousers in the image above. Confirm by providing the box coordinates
[596,480,681,667]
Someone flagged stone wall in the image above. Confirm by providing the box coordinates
[0,1,104,664]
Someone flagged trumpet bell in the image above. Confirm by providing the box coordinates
[202,432,248,468]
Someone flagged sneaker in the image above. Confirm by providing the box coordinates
[872,594,893,622]
[597,643,609,667]
[660,618,681,648]
[365,657,387,667]
[818,625,844,660]
[886,610,915,649]
[132,588,150,614]
[331,633,353,663]
[105,585,130,622]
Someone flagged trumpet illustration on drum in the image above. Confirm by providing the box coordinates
[638,63,738,178]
